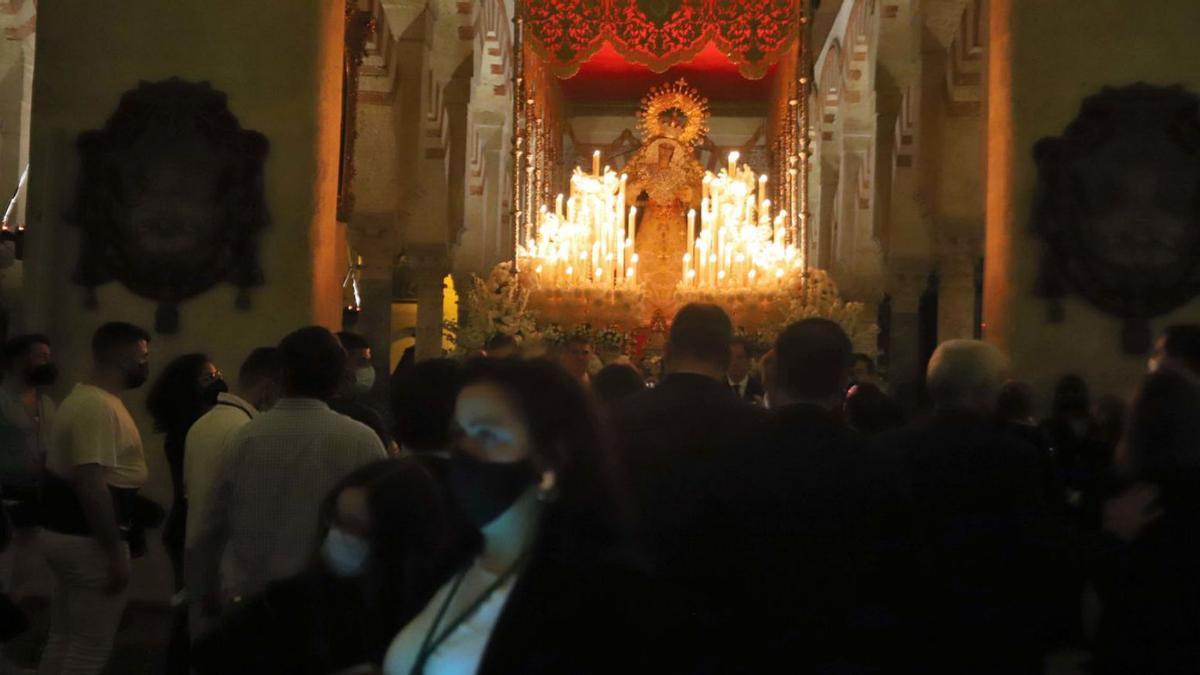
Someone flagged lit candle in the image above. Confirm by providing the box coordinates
[592,150,601,176]
[629,206,637,249]
[682,253,691,281]
[728,151,739,176]
[617,237,626,282]
[687,208,696,263]
[556,193,564,220]
[758,175,767,210]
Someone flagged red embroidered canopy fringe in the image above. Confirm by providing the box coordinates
[523,0,801,79]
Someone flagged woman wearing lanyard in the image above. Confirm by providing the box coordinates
[384,357,660,675]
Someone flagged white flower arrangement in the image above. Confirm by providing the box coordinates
[453,261,540,353]
[595,327,629,352]
[780,269,879,355]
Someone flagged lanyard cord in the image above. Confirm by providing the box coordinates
[410,551,530,675]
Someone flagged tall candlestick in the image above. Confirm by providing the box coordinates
[592,150,600,176]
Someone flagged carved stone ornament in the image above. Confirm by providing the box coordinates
[67,78,270,333]
[1030,83,1200,354]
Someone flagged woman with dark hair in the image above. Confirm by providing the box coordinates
[147,353,224,675]
[592,363,645,405]
[1092,369,1200,674]
[392,358,463,457]
[383,357,655,675]
[146,353,224,582]
[1041,374,1107,521]
[192,457,466,674]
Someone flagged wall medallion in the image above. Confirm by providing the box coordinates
[68,78,270,333]
[1030,83,1200,354]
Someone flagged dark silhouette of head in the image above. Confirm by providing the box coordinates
[1052,374,1091,419]
[666,303,734,377]
[592,363,645,404]
[1153,324,1200,375]
[278,326,346,401]
[1122,368,1200,504]
[146,353,214,434]
[392,358,463,453]
[845,382,904,434]
[484,333,519,359]
[775,318,853,404]
[995,380,1037,425]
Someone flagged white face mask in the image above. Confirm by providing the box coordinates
[321,527,370,577]
[354,366,376,392]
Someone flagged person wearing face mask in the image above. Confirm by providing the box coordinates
[188,326,387,621]
[191,457,463,675]
[0,334,58,616]
[39,322,151,675]
[145,353,226,675]
[0,334,58,529]
[384,358,661,675]
[332,331,397,454]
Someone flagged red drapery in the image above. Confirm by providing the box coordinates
[523,0,800,79]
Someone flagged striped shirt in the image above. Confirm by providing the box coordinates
[186,398,386,600]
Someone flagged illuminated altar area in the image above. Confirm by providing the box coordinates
[457,0,876,356]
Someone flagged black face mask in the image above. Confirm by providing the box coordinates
[24,363,58,388]
[203,379,229,404]
[448,452,539,528]
[125,363,150,390]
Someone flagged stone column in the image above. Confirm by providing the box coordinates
[408,243,449,361]
[887,260,928,390]
[24,0,346,602]
[452,272,474,335]
[985,0,1200,397]
[937,233,979,342]
[351,228,396,378]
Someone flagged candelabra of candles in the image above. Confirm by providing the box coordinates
[680,152,802,291]
[518,151,639,290]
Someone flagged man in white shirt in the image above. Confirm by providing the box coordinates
[187,327,386,613]
[39,321,151,675]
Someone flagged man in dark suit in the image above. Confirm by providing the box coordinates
[727,337,766,405]
[611,304,767,545]
[610,304,768,672]
[883,339,1061,675]
[690,318,907,673]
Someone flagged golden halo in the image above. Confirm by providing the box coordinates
[638,79,710,148]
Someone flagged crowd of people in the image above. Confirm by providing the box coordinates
[0,305,1198,674]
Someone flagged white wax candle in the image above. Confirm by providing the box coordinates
[728,151,739,176]
[629,206,637,249]
[592,150,601,176]
[687,209,696,262]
